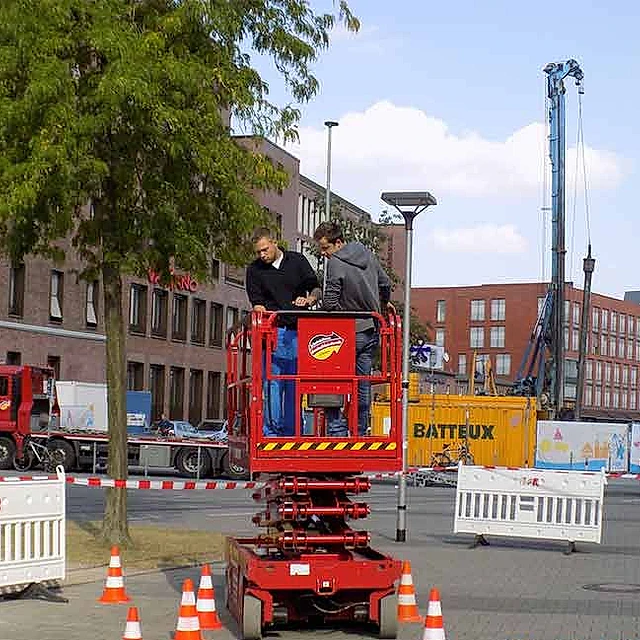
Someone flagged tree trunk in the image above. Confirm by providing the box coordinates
[100,261,131,546]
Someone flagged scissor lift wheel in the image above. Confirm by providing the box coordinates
[378,594,398,639]
[243,594,262,640]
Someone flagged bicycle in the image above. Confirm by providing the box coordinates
[429,441,474,467]
[13,438,63,472]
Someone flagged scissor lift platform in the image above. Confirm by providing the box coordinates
[225,312,404,639]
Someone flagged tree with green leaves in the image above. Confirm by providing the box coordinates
[0,0,358,545]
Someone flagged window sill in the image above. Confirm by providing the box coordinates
[191,340,206,347]
[151,332,168,340]
[129,328,147,337]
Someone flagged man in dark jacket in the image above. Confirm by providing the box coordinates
[246,227,321,436]
[313,221,392,435]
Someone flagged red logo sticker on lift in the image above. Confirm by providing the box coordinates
[0,400,10,411]
[308,332,345,361]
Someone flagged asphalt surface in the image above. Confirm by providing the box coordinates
[2,471,640,639]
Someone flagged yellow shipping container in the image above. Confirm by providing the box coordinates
[371,394,536,468]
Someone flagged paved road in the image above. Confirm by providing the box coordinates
[2,471,640,639]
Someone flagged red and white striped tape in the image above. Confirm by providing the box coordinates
[0,471,406,489]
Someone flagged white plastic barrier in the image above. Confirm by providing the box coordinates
[0,467,66,591]
[454,465,606,552]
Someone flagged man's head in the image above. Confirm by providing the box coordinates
[313,221,345,258]
[252,227,281,264]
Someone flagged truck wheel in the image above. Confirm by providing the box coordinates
[46,439,76,472]
[176,448,212,478]
[0,437,16,470]
[242,594,262,640]
[221,452,249,480]
[378,594,398,639]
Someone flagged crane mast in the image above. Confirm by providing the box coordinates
[544,59,584,418]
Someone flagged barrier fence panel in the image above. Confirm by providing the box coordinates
[454,465,606,551]
[0,467,66,591]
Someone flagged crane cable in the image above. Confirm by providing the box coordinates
[539,86,551,282]
[568,87,592,282]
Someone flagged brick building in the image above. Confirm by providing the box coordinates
[0,138,381,425]
[411,282,640,421]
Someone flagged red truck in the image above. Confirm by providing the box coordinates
[0,365,240,479]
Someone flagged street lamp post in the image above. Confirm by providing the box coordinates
[323,121,339,295]
[380,191,437,543]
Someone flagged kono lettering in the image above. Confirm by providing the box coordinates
[413,423,495,440]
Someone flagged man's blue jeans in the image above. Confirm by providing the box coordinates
[327,328,379,437]
[263,327,297,436]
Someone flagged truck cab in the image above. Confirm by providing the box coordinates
[0,365,54,468]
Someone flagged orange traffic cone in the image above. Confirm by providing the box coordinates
[122,606,143,640]
[422,588,445,640]
[196,564,223,630]
[397,560,422,623]
[175,578,203,640]
[98,546,131,604]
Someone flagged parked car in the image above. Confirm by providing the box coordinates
[197,419,228,442]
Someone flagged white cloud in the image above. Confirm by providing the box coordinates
[429,224,527,254]
[286,100,625,201]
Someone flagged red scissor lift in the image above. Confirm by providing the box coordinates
[226,311,403,639]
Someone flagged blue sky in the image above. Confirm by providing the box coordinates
[251,0,639,299]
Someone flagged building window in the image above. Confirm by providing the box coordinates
[613,389,619,408]
[620,314,626,335]
[592,308,599,331]
[614,364,620,385]
[169,366,185,419]
[637,320,640,339]
[636,341,640,362]
[605,362,612,383]
[458,354,467,375]
[171,294,188,341]
[623,365,629,385]
[611,312,617,334]
[572,303,580,326]
[628,340,634,360]
[188,369,204,426]
[600,334,607,357]
[604,387,611,407]
[129,284,147,333]
[475,354,489,374]
[8,263,25,317]
[585,385,593,406]
[470,300,485,322]
[619,338,625,359]
[602,309,608,331]
[470,327,484,348]
[207,371,222,419]
[211,258,220,281]
[571,329,579,352]
[191,298,206,345]
[209,303,224,348]
[226,306,239,332]
[436,300,446,323]
[86,281,98,327]
[490,299,506,321]
[595,361,602,381]
[594,385,602,407]
[495,353,511,376]
[609,336,616,357]
[6,351,21,365]
[490,327,505,348]
[563,327,569,350]
[225,264,246,287]
[47,355,61,380]
[151,289,168,338]
[563,300,570,325]
[585,360,593,381]
[538,297,546,316]
[149,364,165,421]
[127,361,144,391]
[631,392,637,410]
[628,316,634,336]
[50,270,64,322]
[591,332,598,355]
[435,329,445,347]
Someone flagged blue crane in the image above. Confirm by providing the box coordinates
[512,60,584,417]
